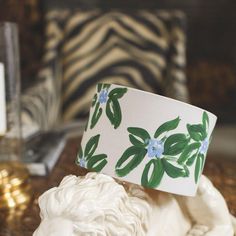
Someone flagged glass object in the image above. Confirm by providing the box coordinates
[0,22,31,209]
[0,22,21,161]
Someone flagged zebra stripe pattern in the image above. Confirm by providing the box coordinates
[61,10,189,121]
[22,9,189,131]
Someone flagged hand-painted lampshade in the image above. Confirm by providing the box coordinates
[77,83,217,196]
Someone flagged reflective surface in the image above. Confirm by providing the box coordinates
[0,162,31,209]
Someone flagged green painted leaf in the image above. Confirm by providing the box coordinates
[199,153,205,172]
[194,154,203,183]
[106,98,122,129]
[141,159,164,188]
[78,146,83,159]
[154,117,180,138]
[90,103,102,129]
[163,134,189,156]
[87,154,107,172]
[202,111,209,132]
[103,84,111,89]
[115,146,147,177]
[129,135,145,147]
[183,164,190,177]
[84,134,100,159]
[92,93,97,107]
[187,124,206,141]
[108,88,127,99]
[162,159,186,178]
[127,127,150,147]
[177,142,201,164]
[186,153,198,166]
[97,83,103,92]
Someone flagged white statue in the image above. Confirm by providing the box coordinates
[33,173,236,236]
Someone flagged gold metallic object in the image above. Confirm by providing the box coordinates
[0,162,31,209]
[0,23,31,211]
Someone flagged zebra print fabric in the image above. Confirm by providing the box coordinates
[22,9,189,131]
[61,9,189,121]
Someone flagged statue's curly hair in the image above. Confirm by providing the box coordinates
[34,172,151,236]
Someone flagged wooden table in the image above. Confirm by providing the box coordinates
[0,137,236,236]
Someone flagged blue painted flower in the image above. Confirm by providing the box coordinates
[99,89,108,104]
[79,157,86,168]
[199,138,209,155]
[147,139,164,158]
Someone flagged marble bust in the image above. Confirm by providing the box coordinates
[33,173,235,236]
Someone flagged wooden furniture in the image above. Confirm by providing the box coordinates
[0,137,235,236]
